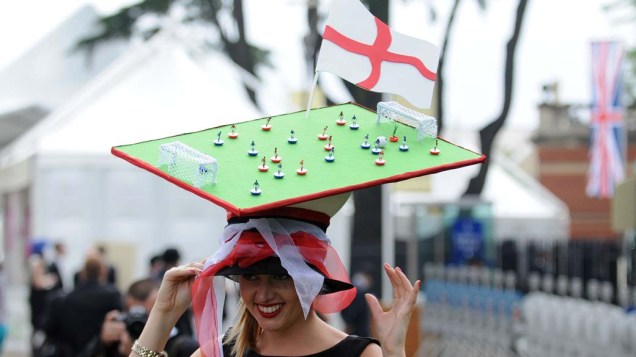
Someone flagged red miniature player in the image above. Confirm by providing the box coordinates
[296,160,308,175]
[375,150,386,166]
[318,126,329,140]
[258,156,270,172]
[324,136,334,151]
[228,124,239,139]
[389,125,399,142]
[261,117,272,131]
[336,111,346,126]
[430,139,440,155]
[271,148,282,163]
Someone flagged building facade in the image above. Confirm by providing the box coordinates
[533,102,636,239]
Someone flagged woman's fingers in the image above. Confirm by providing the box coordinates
[384,264,421,312]
[384,264,402,299]
[365,293,383,320]
[165,262,203,280]
[395,266,412,291]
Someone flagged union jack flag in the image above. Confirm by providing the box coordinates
[586,41,625,198]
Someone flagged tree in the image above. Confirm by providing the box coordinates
[302,0,530,286]
[344,0,388,297]
[463,0,529,196]
[434,0,486,133]
[302,0,387,296]
[75,0,269,106]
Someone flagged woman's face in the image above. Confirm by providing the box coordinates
[239,274,304,332]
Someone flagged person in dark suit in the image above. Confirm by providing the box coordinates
[74,245,117,287]
[43,253,122,356]
[79,278,198,357]
[47,242,67,291]
[97,244,118,286]
[341,266,375,337]
[28,240,64,355]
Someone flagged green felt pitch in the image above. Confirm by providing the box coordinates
[112,103,484,216]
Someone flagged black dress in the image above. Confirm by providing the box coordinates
[223,335,380,357]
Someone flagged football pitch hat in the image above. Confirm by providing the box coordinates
[111,102,485,356]
[112,102,484,217]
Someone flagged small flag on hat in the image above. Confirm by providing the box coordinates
[315,0,440,109]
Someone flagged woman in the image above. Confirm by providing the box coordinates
[111,102,481,357]
[128,211,420,357]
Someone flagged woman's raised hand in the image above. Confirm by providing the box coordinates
[365,264,421,357]
[129,262,204,357]
[153,261,203,317]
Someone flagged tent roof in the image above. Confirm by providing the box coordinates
[0,5,125,153]
[0,30,262,169]
[0,5,124,113]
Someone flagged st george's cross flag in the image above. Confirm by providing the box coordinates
[316,0,440,109]
[586,41,625,199]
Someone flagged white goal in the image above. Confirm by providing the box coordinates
[376,101,438,141]
[158,141,217,188]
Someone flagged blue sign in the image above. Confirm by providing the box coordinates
[450,218,484,264]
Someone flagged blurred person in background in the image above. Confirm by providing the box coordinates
[42,253,122,356]
[148,254,164,280]
[74,245,117,287]
[341,265,375,337]
[48,241,68,291]
[28,239,64,355]
[97,244,118,286]
[156,247,196,338]
[157,248,180,280]
[80,277,198,357]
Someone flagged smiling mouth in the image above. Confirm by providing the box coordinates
[257,303,283,316]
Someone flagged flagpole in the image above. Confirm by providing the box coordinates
[305,72,319,119]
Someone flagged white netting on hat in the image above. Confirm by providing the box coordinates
[158,141,217,188]
[377,101,438,141]
[205,218,329,317]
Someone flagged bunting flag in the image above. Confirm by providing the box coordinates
[586,41,625,198]
[315,0,440,109]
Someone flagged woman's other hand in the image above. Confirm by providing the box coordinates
[365,264,421,357]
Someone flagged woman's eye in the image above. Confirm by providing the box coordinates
[273,274,290,281]
[242,274,257,281]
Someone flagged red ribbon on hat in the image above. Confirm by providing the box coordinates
[191,231,356,357]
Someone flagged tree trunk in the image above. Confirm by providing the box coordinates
[463,0,529,196]
[347,0,389,298]
[304,0,321,74]
[226,0,257,104]
[436,0,463,134]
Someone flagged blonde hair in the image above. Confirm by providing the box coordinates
[225,299,261,356]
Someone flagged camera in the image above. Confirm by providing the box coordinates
[119,305,148,340]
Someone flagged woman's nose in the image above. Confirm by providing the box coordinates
[255,279,276,300]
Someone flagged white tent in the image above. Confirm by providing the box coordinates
[393,130,570,243]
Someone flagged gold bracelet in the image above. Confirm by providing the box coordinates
[132,340,168,357]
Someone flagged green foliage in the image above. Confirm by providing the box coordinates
[74,0,270,72]
[74,0,175,57]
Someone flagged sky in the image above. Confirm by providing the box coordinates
[0,0,633,131]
